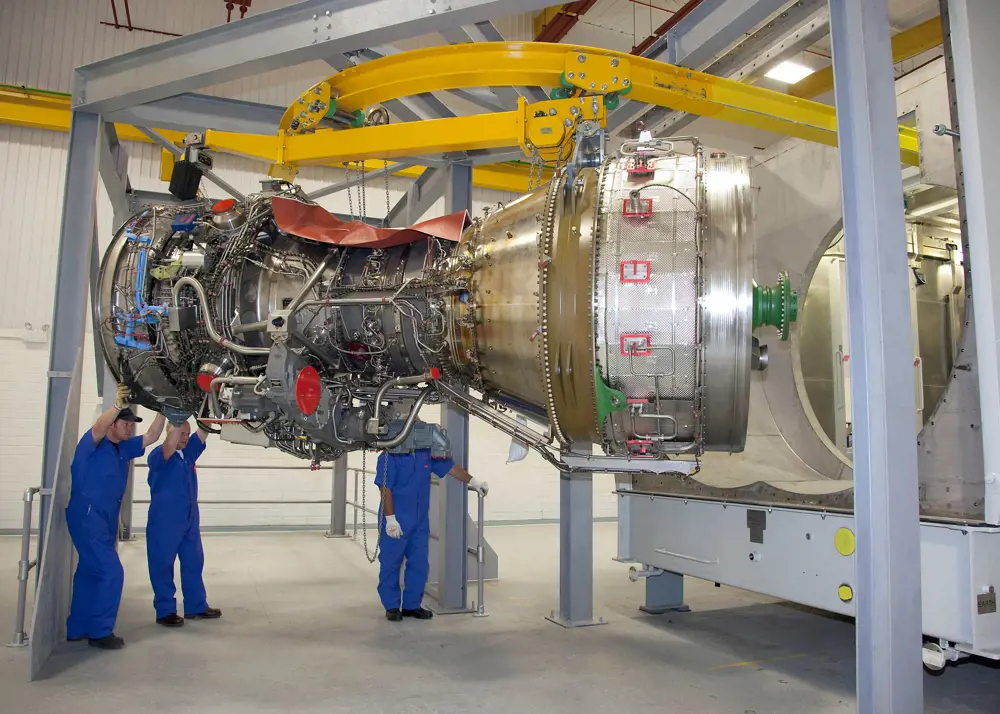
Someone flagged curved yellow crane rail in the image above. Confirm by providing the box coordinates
[201,42,917,180]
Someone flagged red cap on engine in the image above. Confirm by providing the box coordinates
[295,366,322,415]
[212,199,237,214]
[429,368,441,380]
[196,373,215,393]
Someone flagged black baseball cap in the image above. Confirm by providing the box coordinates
[115,408,143,423]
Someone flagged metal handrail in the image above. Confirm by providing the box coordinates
[8,487,41,648]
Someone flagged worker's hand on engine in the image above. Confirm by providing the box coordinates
[385,514,403,539]
[115,384,131,410]
[468,477,489,498]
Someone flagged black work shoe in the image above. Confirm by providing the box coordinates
[156,613,185,627]
[88,634,125,650]
[185,607,222,620]
[385,608,403,622]
[401,607,434,620]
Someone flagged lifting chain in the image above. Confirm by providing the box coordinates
[357,162,367,221]
[346,163,355,221]
[359,448,386,564]
[383,159,392,227]
[527,147,544,192]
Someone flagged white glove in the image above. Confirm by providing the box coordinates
[468,477,489,498]
[384,514,403,539]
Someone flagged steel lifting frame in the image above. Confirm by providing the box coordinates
[31,0,561,680]
[0,85,547,194]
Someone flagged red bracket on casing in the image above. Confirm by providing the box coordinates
[620,260,651,283]
[620,333,652,357]
[622,197,653,218]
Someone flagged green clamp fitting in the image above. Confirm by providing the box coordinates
[595,370,627,428]
[753,271,798,341]
[603,92,621,110]
[324,98,339,119]
[550,86,572,100]
[349,109,365,129]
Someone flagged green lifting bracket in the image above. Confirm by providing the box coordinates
[595,369,627,427]
[753,271,798,341]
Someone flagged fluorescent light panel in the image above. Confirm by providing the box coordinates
[765,61,815,84]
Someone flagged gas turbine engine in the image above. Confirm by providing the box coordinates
[95,139,795,471]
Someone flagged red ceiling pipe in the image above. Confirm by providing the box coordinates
[225,1,252,22]
[123,0,133,30]
[631,0,705,56]
[109,0,120,28]
[535,0,599,43]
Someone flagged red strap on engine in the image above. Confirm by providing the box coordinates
[271,196,470,248]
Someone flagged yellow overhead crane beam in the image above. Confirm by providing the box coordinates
[242,41,918,180]
[790,16,944,99]
[0,85,546,193]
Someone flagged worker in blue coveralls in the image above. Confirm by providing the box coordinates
[66,385,165,650]
[146,417,222,627]
[375,442,488,621]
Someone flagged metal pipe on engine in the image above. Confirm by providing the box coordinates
[286,249,337,315]
[372,387,433,449]
[209,376,265,418]
[171,277,271,356]
[370,372,438,433]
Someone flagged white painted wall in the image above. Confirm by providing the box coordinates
[0,0,618,530]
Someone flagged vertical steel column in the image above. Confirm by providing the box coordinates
[547,465,605,628]
[38,111,101,563]
[946,0,1000,525]
[433,163,473,613]
[326,455,349,537]
[828,1,924,711]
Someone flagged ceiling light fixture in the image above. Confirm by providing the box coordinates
[765,61,815,84]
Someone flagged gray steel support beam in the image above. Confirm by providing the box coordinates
[39,111,101,563]
[73,0,556,114]
[99,122,130,219]
[326,456,349,537]
[306,160,417,202]
[647,0,830,136]
[387,167,447,226]
[105,94,286,135]
[666,0,789,69]
[611,0,828,136]
[829,1,924,711]
[946,0,1000,525]
[547,464,605,628]
[431,164,473,614]
[88,218,107,398]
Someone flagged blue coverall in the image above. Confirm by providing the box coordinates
[146,435,209,619]
[375,449,454,611]
[66,433,145,640]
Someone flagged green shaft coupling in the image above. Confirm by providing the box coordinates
[753,272,798,341]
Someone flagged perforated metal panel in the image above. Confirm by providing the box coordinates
[594,148,753,455]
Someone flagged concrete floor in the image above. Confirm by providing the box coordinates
[1,523,998,713]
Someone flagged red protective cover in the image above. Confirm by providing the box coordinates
[271,196,470,249]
